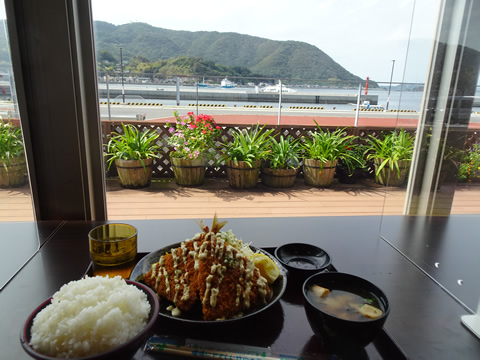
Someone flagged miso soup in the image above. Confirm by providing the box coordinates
[307,284,384,321]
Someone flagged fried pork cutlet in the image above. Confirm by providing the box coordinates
[144,232,271,320]
[144,240,199,312]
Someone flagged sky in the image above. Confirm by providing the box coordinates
[2,0,441,84]
[90,0,441,84]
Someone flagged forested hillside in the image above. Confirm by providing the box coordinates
[94,21,365,85]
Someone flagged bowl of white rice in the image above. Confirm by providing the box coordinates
[20,276,159,360]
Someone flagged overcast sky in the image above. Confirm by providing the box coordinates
[3,0,441,84]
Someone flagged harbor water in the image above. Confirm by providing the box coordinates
[99,84,480,113]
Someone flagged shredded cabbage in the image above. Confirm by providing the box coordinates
[217,230,255,258]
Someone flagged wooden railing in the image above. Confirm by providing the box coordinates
[101,120,480,179]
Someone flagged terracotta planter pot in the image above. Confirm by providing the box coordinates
[171,157,207,186]
[374,158,410,186]
[261,167,298,188]
[0,156,26,188]
[226,160,261,189]
[303,159,337,187]
[115,158,153,189]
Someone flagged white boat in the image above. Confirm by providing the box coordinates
[261,82,296,93]
[221,77,235,88]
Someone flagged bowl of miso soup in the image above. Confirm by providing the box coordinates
[303,272,390,347]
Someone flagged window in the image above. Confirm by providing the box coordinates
[3,0,480,334]
[0,1,34,222]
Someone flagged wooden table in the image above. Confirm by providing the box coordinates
[2,216,480,359]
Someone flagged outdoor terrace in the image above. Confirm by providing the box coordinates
[2,177,479,222]
[2,117,480,222]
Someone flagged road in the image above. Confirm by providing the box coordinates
[99,103,427,128]
[1,101,478,129]
[98,103,480,129]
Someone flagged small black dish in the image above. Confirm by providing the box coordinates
[275,243,332,277]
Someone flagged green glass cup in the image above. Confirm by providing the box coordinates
[88,223,137,267]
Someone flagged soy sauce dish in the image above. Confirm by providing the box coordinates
[302,272,390,348]
[274,243,331,276]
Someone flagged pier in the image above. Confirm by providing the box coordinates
[97,85,380,105]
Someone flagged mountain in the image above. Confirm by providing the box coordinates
[93,21,365,85]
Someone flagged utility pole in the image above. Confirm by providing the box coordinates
[120,47,125,104]
[386,60,395,111]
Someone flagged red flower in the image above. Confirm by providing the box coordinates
[215,126,221,129]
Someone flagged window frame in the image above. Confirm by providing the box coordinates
[4,0,106,220]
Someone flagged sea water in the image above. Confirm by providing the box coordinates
[99,84,480,113]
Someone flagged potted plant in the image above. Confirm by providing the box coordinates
[458,143,480,183]
[167,111,222,186]
[301,122,359,187]
[0,121,26,187]
[220,124,274,189]
[365,129,415,186]
[336,144,368,184]
[261,135,301,188]
[105,123,161,189]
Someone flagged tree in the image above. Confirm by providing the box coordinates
[98,50,117,63]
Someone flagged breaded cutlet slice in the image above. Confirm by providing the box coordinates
[144,240,199,312]
[197,238,270,320]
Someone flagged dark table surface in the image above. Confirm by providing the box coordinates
[0,220,62,290]
[2,216,480,359]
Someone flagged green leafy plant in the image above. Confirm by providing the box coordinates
[265,135,301,170]
[365,129,415,178]
[105,123,161,170]
[458,144,480,183]
[167,111,222,160]
[0,121,25,170]
[301,121,361,173]
[337,144,368,174]
[220,124,275,167]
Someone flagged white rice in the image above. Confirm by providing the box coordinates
[29,276,151,358]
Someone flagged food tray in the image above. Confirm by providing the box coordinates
[85,248,408,360]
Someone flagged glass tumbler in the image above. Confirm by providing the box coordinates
[88,223,137,269]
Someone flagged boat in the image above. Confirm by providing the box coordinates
[261,82,296,93]
[198,78,216,88]
[356,101,385,111]
[221,77,236,88]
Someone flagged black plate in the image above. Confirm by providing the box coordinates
[129,242,287,324]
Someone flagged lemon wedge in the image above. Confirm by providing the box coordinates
[250,253,280,284]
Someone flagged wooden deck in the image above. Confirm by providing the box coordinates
[1,178,480,221]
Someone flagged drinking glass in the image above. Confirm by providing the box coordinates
[88,223,137,278]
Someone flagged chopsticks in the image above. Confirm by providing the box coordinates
[145,336,306,360]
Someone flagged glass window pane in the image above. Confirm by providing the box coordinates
[0,2,34,222]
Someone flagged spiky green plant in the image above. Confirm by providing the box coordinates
[105,123,161,171]
[365,129,415,177]
[0,121,25,171]
[220,124,275,167]
[301,120,361,173]
[266,135,301,170]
